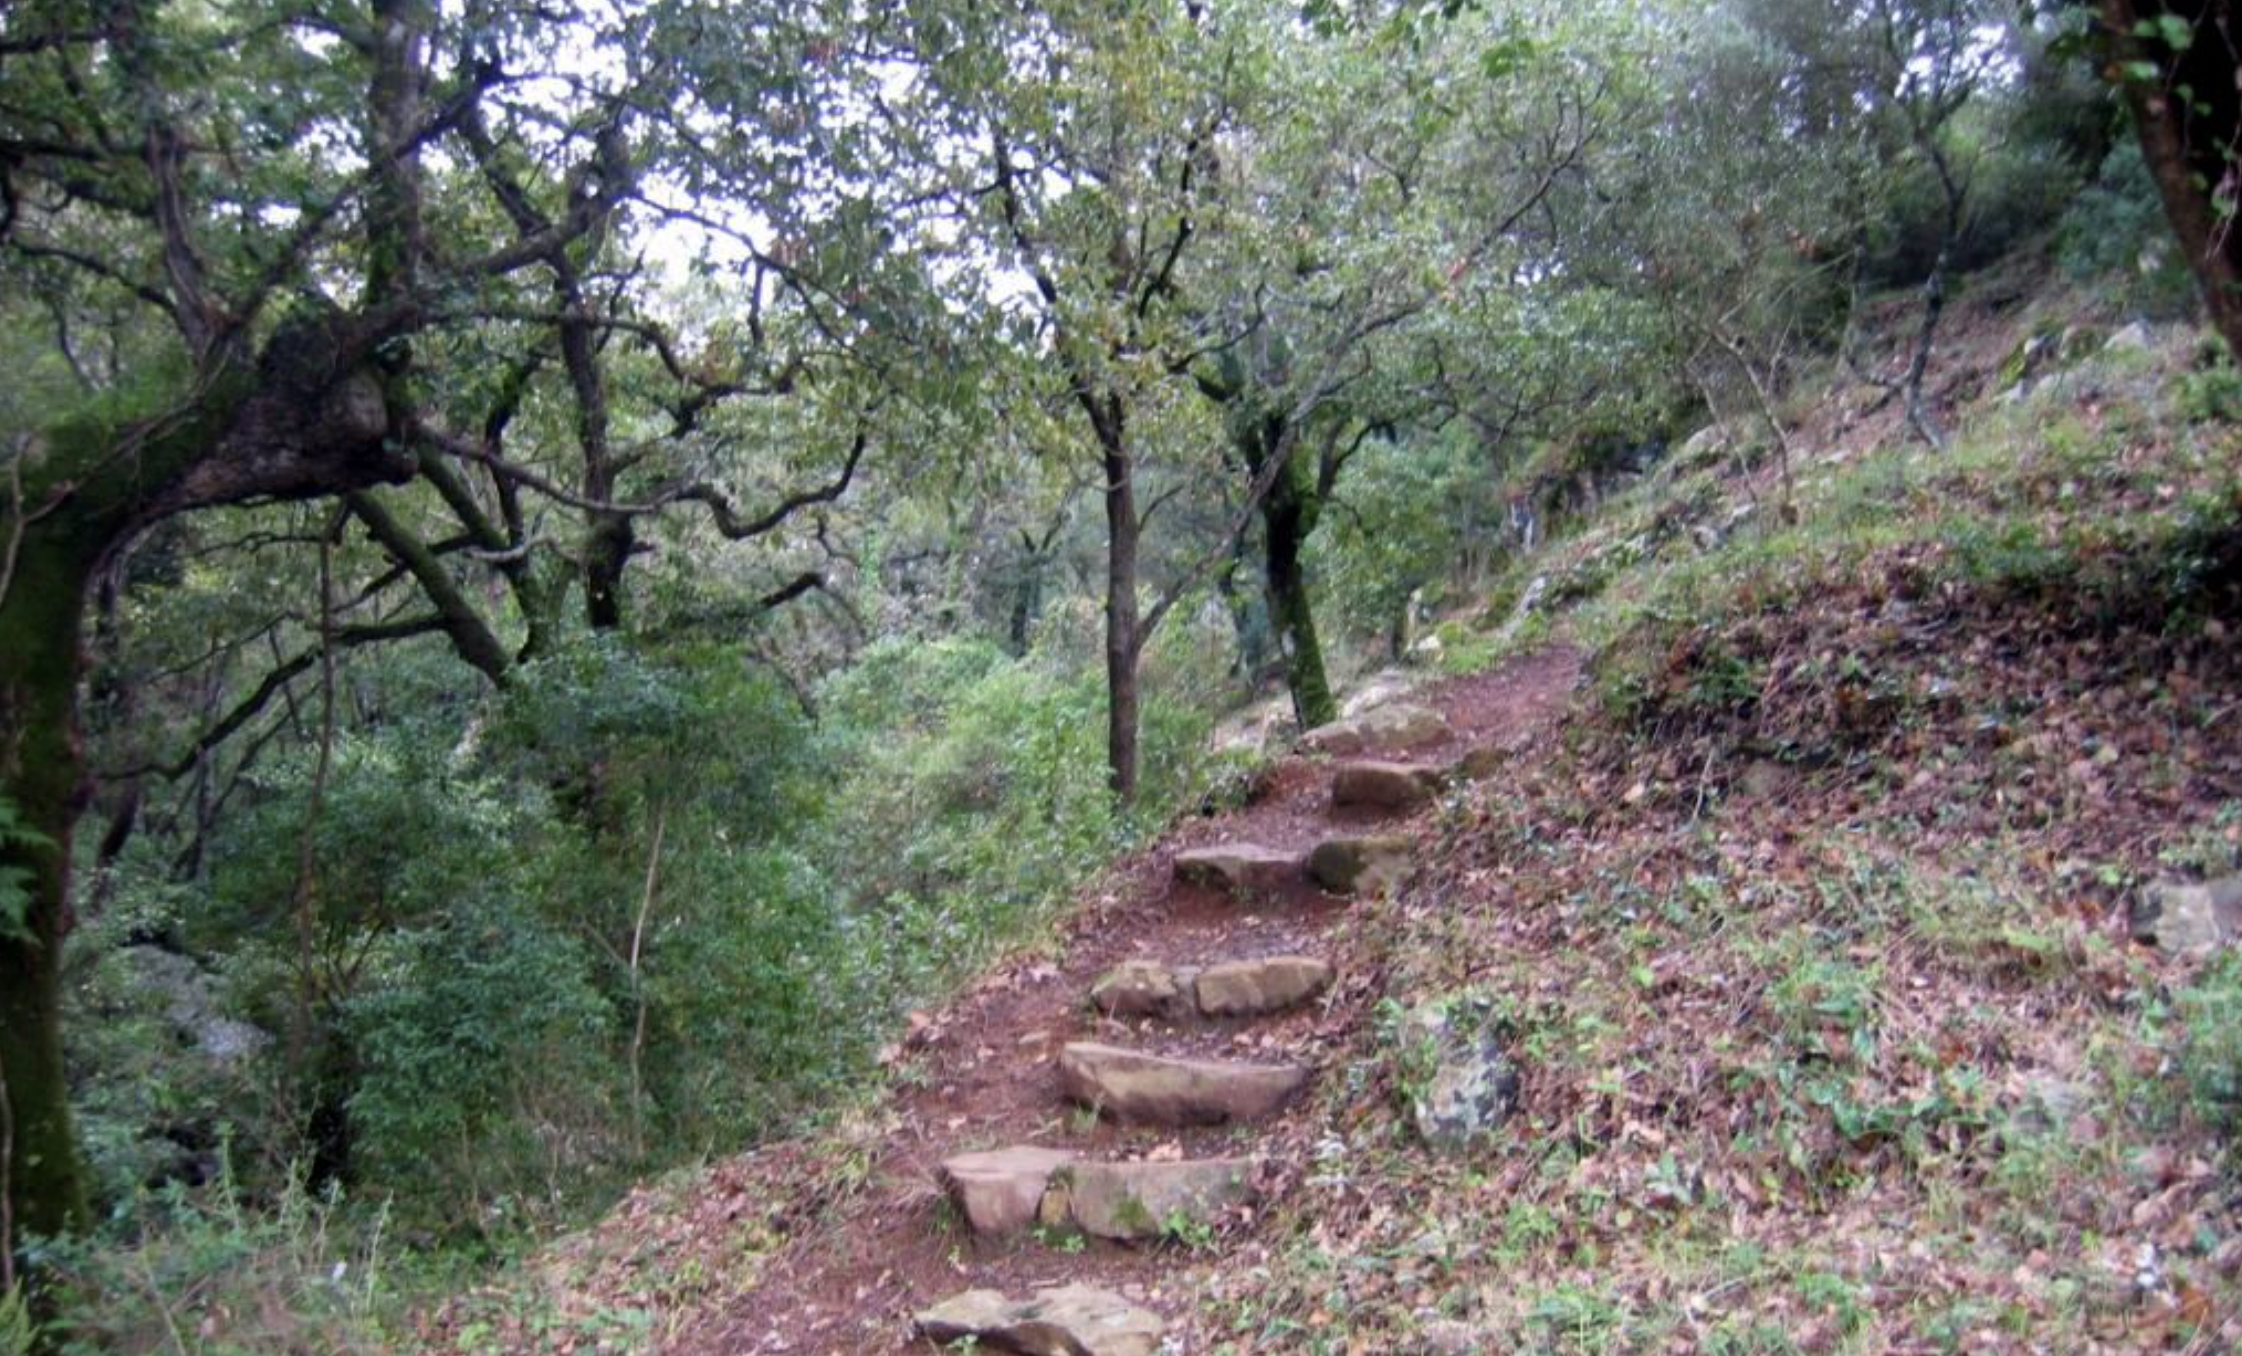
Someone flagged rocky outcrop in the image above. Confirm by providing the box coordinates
[1173,843,1306,896]
[1049,1158,1259,1241]
[1331,760,1443,811]
[1307,834,1413,895]
[1057,1042,1310,1125]
[939,1146,1078,1236]
[1301,702,1449,757]
[916,1284,1164,1356]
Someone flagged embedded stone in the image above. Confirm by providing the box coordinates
[1301,702,1450,757]
[1057,1042,1309,1125]
[1193,955,1333,1017]
[1173,843,1306,895]
[1331,760,1443,811]
[938,1146,1078,1237]
[916,1283,1164,1356]
[1406,996,1520,1156]
[1090,959,1197,1020]
[1307,834,1414,895]
[1052,1158,1259,1241]
[2132,876,2242,954]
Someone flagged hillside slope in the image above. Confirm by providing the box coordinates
[431,262,2242,1356]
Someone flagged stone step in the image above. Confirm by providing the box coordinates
[1330,759,1443,811]
[917,1283,1163,1356]
[1306,833,1413,896]
[1172,842,1306,896]
[1090,955,1333,1021]
[1300,701,1450,757]
[1057,1041,1310,1125]
[937,1145,1260,1242]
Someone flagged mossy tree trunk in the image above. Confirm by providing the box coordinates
[1232,407,1338,732]
[0,332,407,1261]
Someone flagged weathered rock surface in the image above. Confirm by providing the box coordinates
[1089,959,1198,1020]
[1406,996,1520,1155]
[1050,1157,1259,1241]
[1301,702,1450,757]
[1331,760,1443,811]
[1058,1042,1310,1125]
[1307,833,1413,895]
[939,1146,1077,1236]
[916,1284,1164,1356]
[1173,842,1306,896]
[1194,955,1333,1017]
[2132,875,2242,954]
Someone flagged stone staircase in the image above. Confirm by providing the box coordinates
[912,701,1460,1356]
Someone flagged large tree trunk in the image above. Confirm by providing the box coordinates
[1102,422,1141,804]
[0,543,99,1245]
[0,326,407,1258]
[1260,447,1337,732]
[2102,2,2242,357]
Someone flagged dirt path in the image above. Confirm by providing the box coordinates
[668,646,1583,1356]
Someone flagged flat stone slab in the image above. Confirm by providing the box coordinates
[917,1283,1164,1356]
[939,1146,1077,1236]
[1172,842,1306,895]
[1058,1042,1309,1125]
[1053,1158,1259,1241]
[1194,955,1333,1017]
[1331,760,1442,811]
[1307,834,1414,896]
[1301,702,1450,757]
[1090,959,1199,1020]
[2133,875,2242,954]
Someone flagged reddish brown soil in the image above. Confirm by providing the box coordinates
[664,647,1582,1356]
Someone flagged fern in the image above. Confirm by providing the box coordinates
[0,794,48,945]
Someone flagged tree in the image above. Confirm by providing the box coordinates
[2096,2,2242,356]
[0,0,889,1256]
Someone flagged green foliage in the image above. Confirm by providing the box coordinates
[2055,141,2199,316]
[0,793,47,944]
[2173,952,2242,1136]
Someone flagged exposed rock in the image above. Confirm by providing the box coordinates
[1405,996,1520,1155]
[120,945,270,1062]
[1301,702,1450,757]
[1342,671,1417,718]
[1057,1042,1310,1125]
[1307,834,1414,896]
[1194,955,1334,1017]
[939,1146,1077,1236]
[1051,1157,1258,1241]
[1331,760,1443,811]
[2107,320,2156,355]
[1173,843,1306,896]
[1090,960,1197,1021]
[916,1284,1164,1356]
[2132,875,2242,954]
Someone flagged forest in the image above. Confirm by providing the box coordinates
[6,0,2242,1352]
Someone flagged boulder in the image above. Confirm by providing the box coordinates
[2107,321,2156,355]
[1057,1042,1310,1125]
[1193,955,1334,1017]
[2132,875,2242,954]
[1301,702,1450,757]
[1090,960,1197,1021]
[1405,996,1520,1156]
[1342,671,1418,718]
[1052,1158,1258,1241]
[916,1284,1164,1356]
[1307,834,1414,895]
[1331,760,1443,811]
[1173,843,1306,896]
[938,1146,1077,1236]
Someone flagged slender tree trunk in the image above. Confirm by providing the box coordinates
[0,542,96,1248]
[1260,448,1336,731]
[2102,1,2242,357]
[1103,424,1141,803]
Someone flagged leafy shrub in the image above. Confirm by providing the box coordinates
[2055,141,2198,318]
